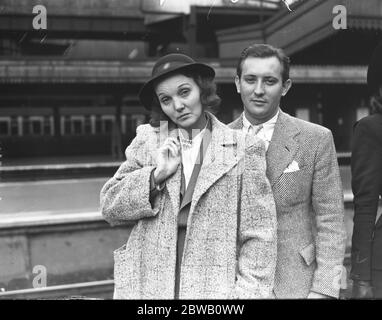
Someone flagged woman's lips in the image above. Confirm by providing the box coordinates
[178,113,191,120]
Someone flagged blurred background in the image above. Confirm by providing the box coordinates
[0,0,381,299]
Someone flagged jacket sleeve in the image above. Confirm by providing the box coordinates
[232,137,278,299]
[100,125,162,226]
[350,120,382,280]
[310,130,347,298]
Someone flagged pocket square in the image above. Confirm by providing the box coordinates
[283,160,300,173]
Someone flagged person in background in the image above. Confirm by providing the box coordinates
[100,53,277,299]
[351,41,382,299]
[229,44,347,299]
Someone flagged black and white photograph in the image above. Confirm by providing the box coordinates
[0,0,381,306]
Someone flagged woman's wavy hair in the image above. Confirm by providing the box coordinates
[370,85,382,114]
[149,70,221,127]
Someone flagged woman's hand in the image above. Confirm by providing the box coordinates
[153,137,181,185]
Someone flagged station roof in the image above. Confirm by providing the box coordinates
[217,0,382,57]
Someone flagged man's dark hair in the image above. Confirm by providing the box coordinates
[236,44,291,83]
[149,70,221,127]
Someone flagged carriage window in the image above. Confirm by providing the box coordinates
[84,116,92,134]
[11,116,18,135]
[44,116,53,135]
[71,116,84,135]
[104,119,113,134]
[95,116,102,134]
[61,115,85,135]
[73,120,82,134]
[29,116,44,135]
[100,115,115,134]
[23,118,30,135]
[0,117,10,136]
[63,116,71,134]
[32,121,42,134]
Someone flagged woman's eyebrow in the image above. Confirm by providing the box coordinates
[178,82,191,88]
[157,92,167,98]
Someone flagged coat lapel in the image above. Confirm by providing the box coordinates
[189,114,240,214]
[229,114,244,130]
[266,111,300,186]
[179,122,213,210]
[156,113,243,214]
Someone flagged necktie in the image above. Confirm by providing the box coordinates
[248,124,263,136]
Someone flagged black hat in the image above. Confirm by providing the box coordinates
[367,40,382,92]
[138,53,215,110]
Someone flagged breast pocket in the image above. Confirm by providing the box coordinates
[277,166,311,207]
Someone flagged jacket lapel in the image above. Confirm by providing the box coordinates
[266,111,300,186]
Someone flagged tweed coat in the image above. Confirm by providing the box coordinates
[100,113,277,299]
[229,110,347,298]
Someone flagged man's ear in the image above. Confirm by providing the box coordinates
[282,79,292,97]
[234,75,241,94]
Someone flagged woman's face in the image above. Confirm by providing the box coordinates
[154,74,205,130]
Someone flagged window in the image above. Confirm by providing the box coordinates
[29,116,44,135]
[95,116,102,134]
[60,115,86,135]
[43,116,53,135]
[104,119,113,134]
[0,117,10,136]
[23,118,30,135]
[100,115,115,134]
[10,116,18,135]
[84,116,92,134]
[70,116,84,135]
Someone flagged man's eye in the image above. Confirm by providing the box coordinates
[245,78,256,84]
[266,79,276,85]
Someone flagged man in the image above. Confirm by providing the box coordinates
[351,40,382,299]
[229,44,347,298]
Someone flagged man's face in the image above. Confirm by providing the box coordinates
[235,56,292,124]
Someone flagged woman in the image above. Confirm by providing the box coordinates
[351,41,382,298]
[100,53,277,299]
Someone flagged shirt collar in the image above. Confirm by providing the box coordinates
[242,108,279,141]
[243,108,279,128]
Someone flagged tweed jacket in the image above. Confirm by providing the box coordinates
[100,113,277,299]
[351,113,382,280]
[229,110,347,298]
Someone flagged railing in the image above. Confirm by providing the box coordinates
[0,280,114,299]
